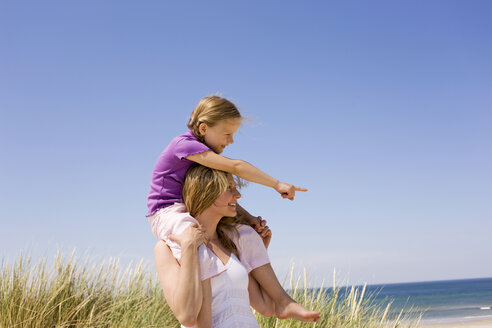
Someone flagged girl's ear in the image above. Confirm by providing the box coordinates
[198,122,208,136]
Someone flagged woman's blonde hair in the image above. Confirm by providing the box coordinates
[182,165,247,258]
[188,96,242,141]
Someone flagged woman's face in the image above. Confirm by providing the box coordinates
[212,174,241,217]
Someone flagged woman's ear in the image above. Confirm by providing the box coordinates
[198,122,207,136]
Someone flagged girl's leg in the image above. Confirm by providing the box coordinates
[250,264,320,322]
[235,225,320,322]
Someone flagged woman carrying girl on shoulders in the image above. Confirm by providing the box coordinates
[147,96,320,323]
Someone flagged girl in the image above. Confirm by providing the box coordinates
[147,95,319,322]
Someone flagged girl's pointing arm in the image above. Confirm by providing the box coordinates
[187,151,277,188]
[187,151,307,200]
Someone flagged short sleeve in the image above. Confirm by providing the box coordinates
[235,225,270,273]
[174,137,211,161]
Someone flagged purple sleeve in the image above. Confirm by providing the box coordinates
[174,138,211,161]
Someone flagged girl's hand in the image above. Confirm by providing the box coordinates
[246,215,262,229]
[168,223,205,250]
[275,181,308,200]
[253,217,272,249]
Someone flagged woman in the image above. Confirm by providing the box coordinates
[154,165,276,327]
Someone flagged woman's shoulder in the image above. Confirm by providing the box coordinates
[234,224,262,246]
[235,224,256,234]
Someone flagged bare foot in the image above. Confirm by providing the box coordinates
[276,301,321,322]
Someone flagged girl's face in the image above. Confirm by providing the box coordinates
[212,174,241,217]
[200,118,241,154]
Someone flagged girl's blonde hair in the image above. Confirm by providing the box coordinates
[182,165,247,258]
[188,96,242,141]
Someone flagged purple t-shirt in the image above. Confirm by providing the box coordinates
[146,130,211,217]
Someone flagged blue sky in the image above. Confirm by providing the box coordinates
[1,0,491,285]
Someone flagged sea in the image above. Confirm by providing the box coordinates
[335,277,492,325]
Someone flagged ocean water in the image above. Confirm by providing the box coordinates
[337,277,492,324]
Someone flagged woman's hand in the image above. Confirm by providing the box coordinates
[274,181,308,200]
[169,222,205,250]
[253,217,272,249]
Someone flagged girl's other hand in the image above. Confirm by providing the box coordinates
[275,182,308,200]
[246,215,262,229]
[251,216,266,232]
[168,223,205,249]
[254,217,272,249]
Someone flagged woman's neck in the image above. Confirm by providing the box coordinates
[196,210,222,240]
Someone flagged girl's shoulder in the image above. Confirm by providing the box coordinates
[167,130,199,149]
[169,130,210,161]
[173,130,201,144]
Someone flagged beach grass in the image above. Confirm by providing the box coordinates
[0,251,420,328]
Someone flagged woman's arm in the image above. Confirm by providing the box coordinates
[196,279,212,328]
[153,224,204,327]
[243,222,275,316]
[187,151,307,200]
[248,273,275,317]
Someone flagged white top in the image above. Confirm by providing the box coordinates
[183,253,260,328]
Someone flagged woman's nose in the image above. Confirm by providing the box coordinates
[234,189,241,199]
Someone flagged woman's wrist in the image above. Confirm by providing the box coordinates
[180,241,200,254]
